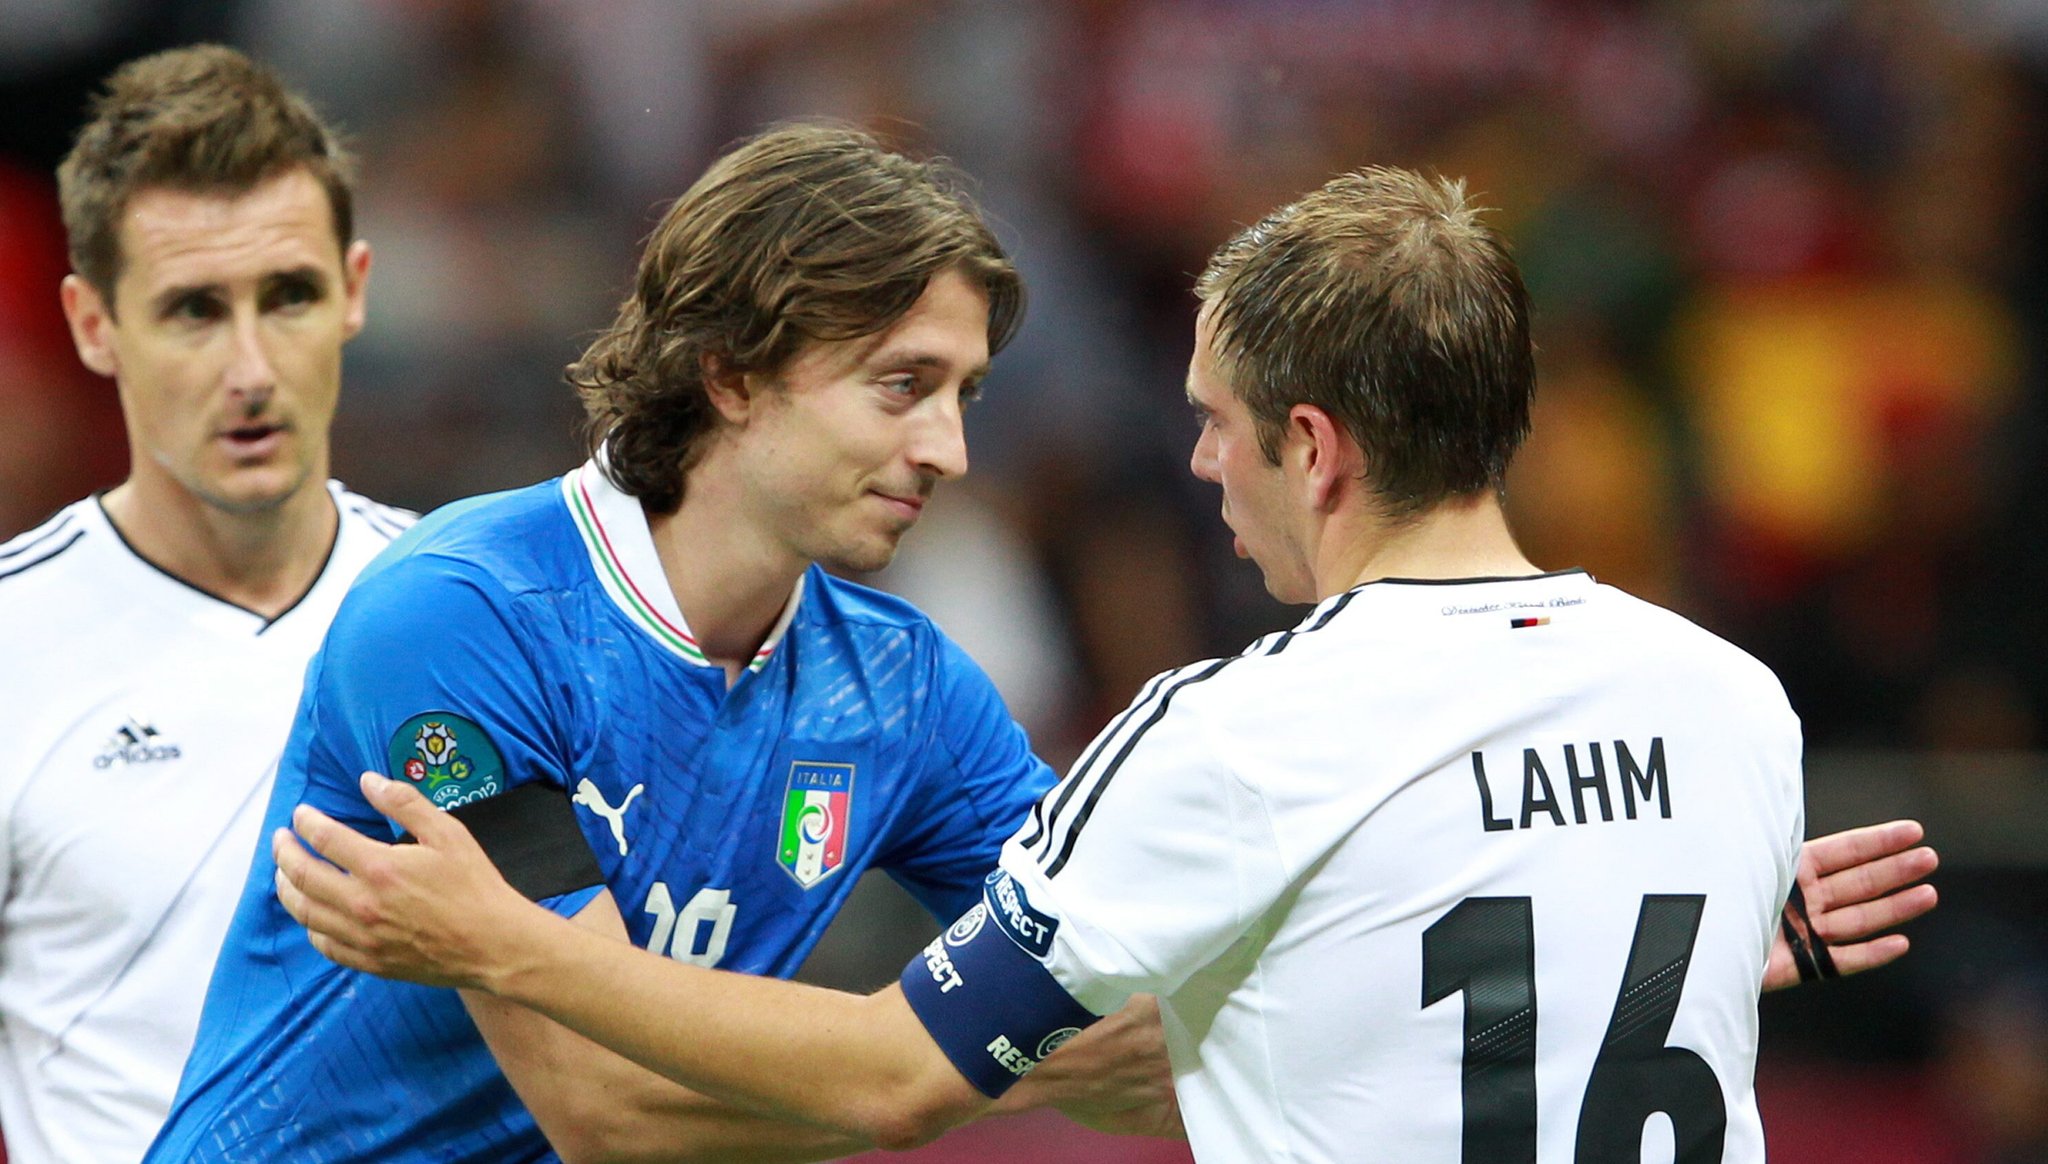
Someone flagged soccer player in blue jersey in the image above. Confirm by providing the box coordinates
[148,124,1170,1163]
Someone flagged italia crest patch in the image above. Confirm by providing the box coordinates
[778,760,854,888]
[386,712,506,810]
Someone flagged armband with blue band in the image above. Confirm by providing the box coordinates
[898,873,1101,1098]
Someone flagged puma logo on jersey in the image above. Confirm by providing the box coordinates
[93,717,182,769]
[574,778,644,855]
[1471,737,1671,832]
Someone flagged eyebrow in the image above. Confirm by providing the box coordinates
[146,265,329,317]
[871,350,993,382]
[148,281,225,319]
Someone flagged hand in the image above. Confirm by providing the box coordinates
[274,771,536,991]
[994,995,1184,1139]
[1763,819,1939,992]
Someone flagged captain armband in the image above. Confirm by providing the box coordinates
[898,871,1100,1098]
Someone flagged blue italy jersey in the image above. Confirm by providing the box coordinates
[148,461,1052,1163]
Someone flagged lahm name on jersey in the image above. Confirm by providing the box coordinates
[1471,737,1670,832]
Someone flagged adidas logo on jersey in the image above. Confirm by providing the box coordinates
[93,717,182,769]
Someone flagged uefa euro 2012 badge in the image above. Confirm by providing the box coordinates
[385,712,507,810]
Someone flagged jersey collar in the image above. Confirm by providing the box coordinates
[563,459,801,671]
[1295,568,1597,630]
[83,482,358,638]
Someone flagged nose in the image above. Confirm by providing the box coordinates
[221,311,278,406]
[1189,422,1219,484]
[913,393,970,481]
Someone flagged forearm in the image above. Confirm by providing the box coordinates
[467,987,871,1163]
[482,905,986,1150]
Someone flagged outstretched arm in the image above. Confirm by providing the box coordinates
[1764,820,1939,992]
[279,774,997,1151]
[463,889,873,1163]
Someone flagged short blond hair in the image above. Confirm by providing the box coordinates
[1198,166,1534,515]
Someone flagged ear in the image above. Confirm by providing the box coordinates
[1284,403,1362,512]
[60,274,120,378]
[700,352,760,425]
[340,239,372,340]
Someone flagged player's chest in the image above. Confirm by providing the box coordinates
[5,639,310,913]
[576,715,922,969]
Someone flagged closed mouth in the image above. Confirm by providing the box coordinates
[872,490,927,517]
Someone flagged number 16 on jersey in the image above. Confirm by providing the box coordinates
[1422,894,1727,1163]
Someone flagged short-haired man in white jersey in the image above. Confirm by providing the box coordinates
[272,167,1938,1161]
[0,46,410,1163]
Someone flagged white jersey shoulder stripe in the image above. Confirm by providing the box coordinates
[0,527,86,584]
[1015,667,1179,855]
[0,511,80,563]
[1041,655,1241,877]
[1026,585,1371,876]
[344,500,412,542]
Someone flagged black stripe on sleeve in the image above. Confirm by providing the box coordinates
[0,530,85,583]
[1043,656,1239,879]
[1018,667,1179,857]
[1273,587,1362,653]
[348,503,409,542]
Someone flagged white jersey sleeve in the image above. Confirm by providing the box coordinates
[997,658,1290,1015]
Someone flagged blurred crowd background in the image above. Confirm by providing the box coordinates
[3,1,2045,1161]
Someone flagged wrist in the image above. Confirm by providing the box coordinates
[476,896,570,1000]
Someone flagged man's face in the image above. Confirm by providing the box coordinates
[62,167,369,515]
[1187,306,1316,604]
[732,266,990,574]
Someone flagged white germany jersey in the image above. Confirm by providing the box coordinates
[0,484,412,1164]
[1001,571,1803,1164]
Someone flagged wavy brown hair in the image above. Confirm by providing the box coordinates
[572,123,1024,514]
[57,44,356,309]
[1197,166,1535,518]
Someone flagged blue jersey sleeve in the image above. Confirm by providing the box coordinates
[300,554,581,876]
[879,634,1055,922]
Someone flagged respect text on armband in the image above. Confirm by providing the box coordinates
[983,871,1059,958]
[921,901,987,994]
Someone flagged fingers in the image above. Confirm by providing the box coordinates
[272,824,384,931]
[359,772,493,864]
[1803,820,1926,877]
[291,801,395,877]
[359,771,454,842]
[1814,846,1939,910]
[1813,882,1939,943]
[1813,934,1911,978]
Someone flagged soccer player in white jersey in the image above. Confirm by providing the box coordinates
[0,46,410,1163]
[274,169,1939,1160]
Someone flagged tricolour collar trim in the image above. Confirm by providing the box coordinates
[562,461,796,672]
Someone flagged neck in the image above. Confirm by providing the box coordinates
[1321,492,1538,598]
[102,471,338,619]
[646,464,805,683]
